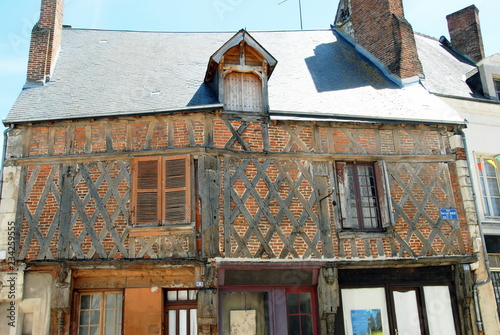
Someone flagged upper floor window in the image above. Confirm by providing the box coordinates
[132,155,191,225]
[336,161,391,231]
[477,156,500,218]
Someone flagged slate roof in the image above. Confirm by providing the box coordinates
[414,33,476,99]
[5,28,468,124]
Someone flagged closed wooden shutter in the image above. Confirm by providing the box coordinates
[164,156,191,224]
[224,72,262,112]
[134,157,161,224]
[133,155,191,225]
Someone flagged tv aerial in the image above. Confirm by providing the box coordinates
[278,0,303,30]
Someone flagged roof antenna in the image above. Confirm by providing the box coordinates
[279,0,303,30]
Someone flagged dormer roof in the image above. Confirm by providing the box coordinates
[204,29,277,82]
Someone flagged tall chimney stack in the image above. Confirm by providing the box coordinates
[27,0,64,84]
[446,5,485,63]
[335,0,423,83]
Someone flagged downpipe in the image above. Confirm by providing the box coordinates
[459,127,492,334]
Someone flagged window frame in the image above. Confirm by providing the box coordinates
[73,290,123,335]
[336,161,391,231]
[165,289,198,335]
[475,155,500,220]
[132,154,192,226]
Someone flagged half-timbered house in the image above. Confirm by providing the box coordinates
[0,0,495,334]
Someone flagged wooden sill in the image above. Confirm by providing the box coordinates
[129,225,194,237]
[338,229,390,239]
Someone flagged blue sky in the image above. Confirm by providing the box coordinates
[0,0,499,139]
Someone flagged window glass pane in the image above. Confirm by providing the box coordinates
[116,293,122,308]
[288,315,300,333]
[485,160,497,176]
[105,310,115,324]
[188,290,197,300]
[179,309,187,335]
[80,311,90,325]
[178,290,188,301]
[190,309,197,335]
[167,291,177,301]
[299,293,312,313]
[81,295,91,309]
[301,315,313,335]
[105,325,116,335]
[90,311,100,325]
[79,327,88,335]
[91,294,100,309]
[487,178,500,196]
[493,198,500,217]
[287,293,299,314]
[168,310,177,335]
[89,326,99,335]
[106,293,120,309]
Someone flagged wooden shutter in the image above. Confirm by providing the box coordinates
[224,72,262,112]
[134,157,161,224]
[336,162,355,229]
[163,155,191,224]
[374,160,394,228]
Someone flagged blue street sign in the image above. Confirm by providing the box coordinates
[440,208,458,220]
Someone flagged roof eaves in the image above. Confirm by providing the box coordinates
[269,110,466,126]
[3,104,224,126]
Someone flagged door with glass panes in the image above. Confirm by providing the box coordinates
[220,288,318,334]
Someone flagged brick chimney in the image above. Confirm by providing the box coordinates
[27,0,64,84]
[335,0,423,83]
[446,5,485,62]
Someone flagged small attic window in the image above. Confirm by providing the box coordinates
[495,79,500,100]
[204,30,277,114]
[224,72,262,112]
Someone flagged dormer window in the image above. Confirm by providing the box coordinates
[204,30,277,114]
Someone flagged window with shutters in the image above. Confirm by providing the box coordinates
[336,161,392,231]
[132,155,191,225]
[224,72,263,112]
